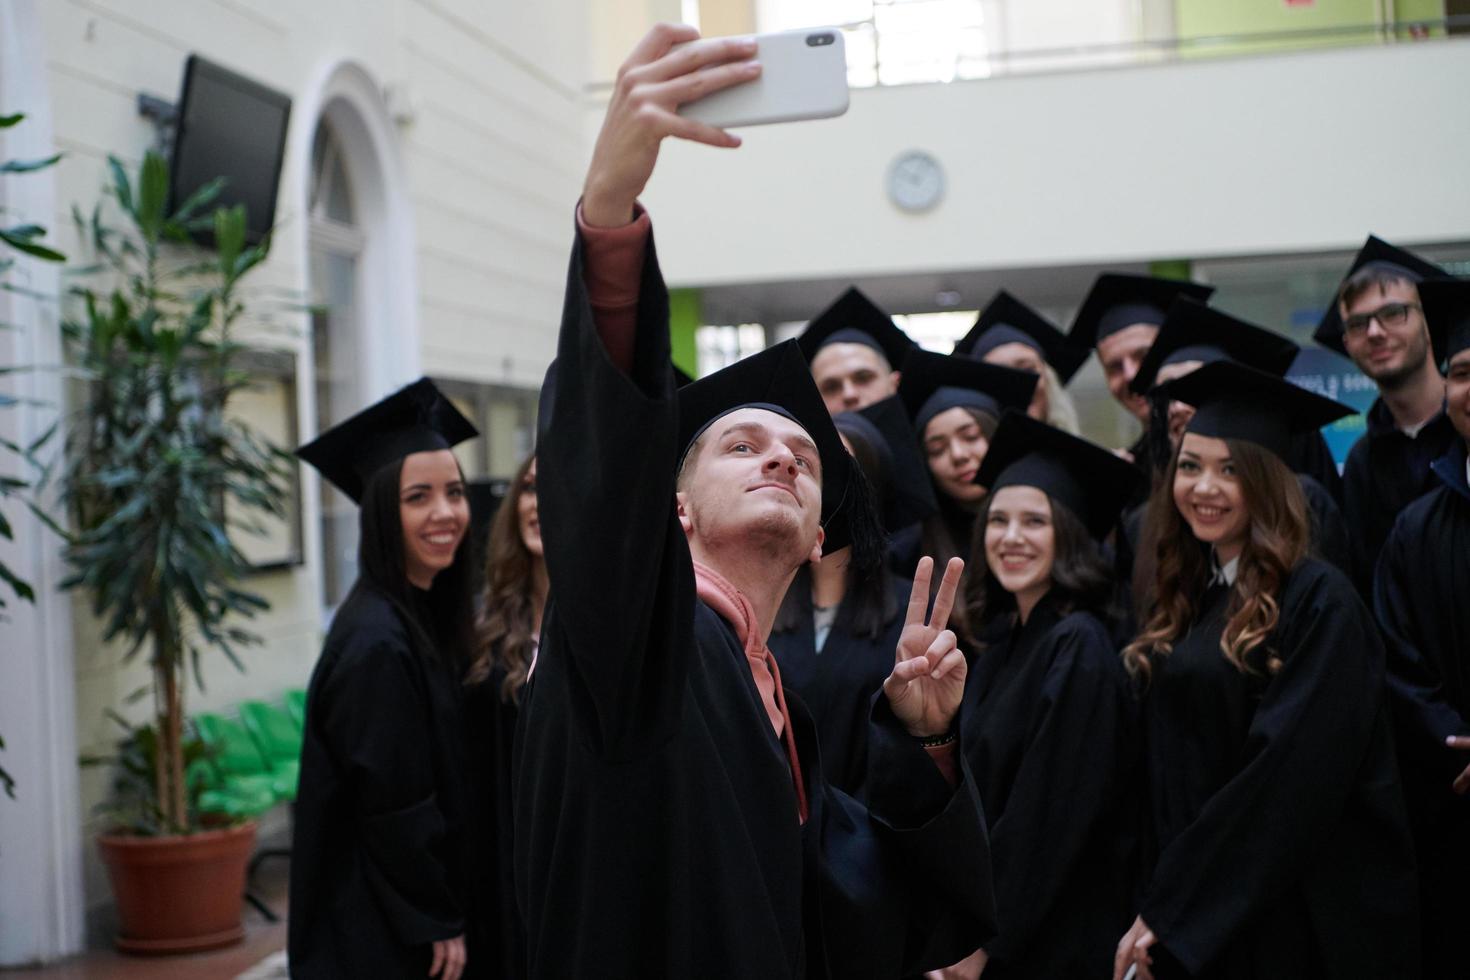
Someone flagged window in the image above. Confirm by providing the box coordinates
[309,121,366,609]
[758,0,994,87]
[431,379,540,481]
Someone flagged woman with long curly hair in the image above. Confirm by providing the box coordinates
[931,412,1140,980]
[1114,362,1419,980]
[462,452,544,979]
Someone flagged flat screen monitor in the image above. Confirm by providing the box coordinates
[168,55,291,248]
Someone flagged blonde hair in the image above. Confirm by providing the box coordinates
[1041,363,1081,435]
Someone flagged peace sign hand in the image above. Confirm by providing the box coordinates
[884,557,967,739]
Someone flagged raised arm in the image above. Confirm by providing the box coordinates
[536,26,761,755]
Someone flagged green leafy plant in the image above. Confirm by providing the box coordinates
[56,150,291,834]
[1,110,65,800]
[80,711,224,836]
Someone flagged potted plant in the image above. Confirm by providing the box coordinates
[0,109,65,799]
[54,151,291,953]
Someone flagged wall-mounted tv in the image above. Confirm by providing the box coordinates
[167,55,291,248]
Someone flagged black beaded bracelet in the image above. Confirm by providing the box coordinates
[918,730,956,748]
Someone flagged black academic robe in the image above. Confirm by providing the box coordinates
[1299,475,1351,575]
[1286,430,1343,506]
[514,228,997,979]
[288,586,469,978]
[1373,441,1470,980]
[1342,399,1457,592]
[1138,558,1419,979]
[461,664,524,979]
[769,574,909,800]
[1124,428,1155,509]
[887,521,923,579]
[960,597,1139,979]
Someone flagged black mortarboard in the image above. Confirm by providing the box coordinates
[1412,277,1470,367]
[839,395,939,529]
[1155,360,1355,461]
[1068,273,1215,349]
[797,286,917,371]
[897,349,1039,435]
[676,340,877,556]
[976,411,1141,540]
[296,377,479,504]
[1130,297,1300,394]
[1313,235,1445,356]
[954,290,1090,384]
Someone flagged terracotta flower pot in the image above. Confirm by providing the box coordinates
[97,821,257,955]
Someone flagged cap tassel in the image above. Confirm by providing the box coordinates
[839,453,888,577]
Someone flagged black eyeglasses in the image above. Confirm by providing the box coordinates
[1343,302,1421,335]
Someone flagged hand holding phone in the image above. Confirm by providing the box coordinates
[676,29,850,129]
[583,25,761,227]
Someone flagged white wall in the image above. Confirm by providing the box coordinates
[11,0,588,948]
[640,37,1470,287]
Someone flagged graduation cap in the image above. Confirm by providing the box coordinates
[897,349,1039,436]
[1154,360,1355,462]
[1313,235,1445,357]
[836,395,939,530]
[677,340,879,557]
[1130,297,1300,395]
[976,411,1140,540]
[297,377,479,504]
[1068,273,1216,349]
[953,290,1090,384]
[797,286,917,371]
[1411,277,1470,367]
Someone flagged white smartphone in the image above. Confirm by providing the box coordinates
[676,28,849,129]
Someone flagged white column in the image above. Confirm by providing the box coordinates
[0,0,86,964]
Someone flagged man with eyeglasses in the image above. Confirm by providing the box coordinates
[1372,277,1470,980]
[1313,235,1455,591]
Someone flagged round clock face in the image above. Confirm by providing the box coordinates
[887,151,945,213]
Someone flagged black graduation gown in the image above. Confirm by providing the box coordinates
[460,664,524,979]
[288,586,469,978]
[769,573,909,800]
[1373,442,1470,980]
[887,521,923,579]
[1124,428,1155,509]
[1299,476,1351,575]
[1286,430,1343,506]
[960,597,1139,979]
[1138,559,1419,979]
[514,227,997,979]
[1342,399,1457,592]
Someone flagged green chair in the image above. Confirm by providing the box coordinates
[194,712,291,804]
[194,710,294,923]
[283,689,307,731]
[238,700,302,803]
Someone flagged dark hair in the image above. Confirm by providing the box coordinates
[1124,438,1308,685]
[772,419,897,640]
[1336,265,1419,313]
[963,490,1113,644]
[352,455,477,676]
[468,453,540,702]
[916,405,999,635]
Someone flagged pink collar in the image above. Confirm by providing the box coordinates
[693,560,808,824]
